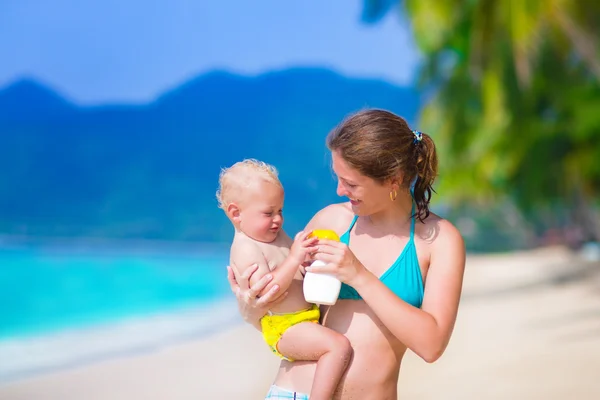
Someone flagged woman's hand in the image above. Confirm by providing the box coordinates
[306,239,369,286]
[226,264,288,328]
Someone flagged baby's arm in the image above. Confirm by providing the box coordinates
[230,240,273,293]
[255,231,317,298]
[231,232,317,300]
[230,240,297,303]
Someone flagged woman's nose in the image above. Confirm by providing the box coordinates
[336,180,347,197]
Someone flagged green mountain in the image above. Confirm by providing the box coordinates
[0,68,419,242]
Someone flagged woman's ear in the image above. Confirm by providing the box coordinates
[388,176,402,192]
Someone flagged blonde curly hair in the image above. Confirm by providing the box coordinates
[216,158,282,211]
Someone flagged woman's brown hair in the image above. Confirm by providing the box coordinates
[327,109,438,222]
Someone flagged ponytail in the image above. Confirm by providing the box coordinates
[412,132,438,223]
[326,109,440,223]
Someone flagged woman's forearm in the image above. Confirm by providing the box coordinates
[351,271,447,363]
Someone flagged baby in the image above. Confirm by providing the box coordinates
[216,159,352,400]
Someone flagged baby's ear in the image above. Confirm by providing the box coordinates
[227,202,241,222]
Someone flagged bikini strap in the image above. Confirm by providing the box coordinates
[410,201,416,239]
[340,214,359,245]
[348,215,359,231]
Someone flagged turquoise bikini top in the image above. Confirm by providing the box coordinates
[337,203,424,308]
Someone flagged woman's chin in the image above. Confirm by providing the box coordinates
[350,200,367,215]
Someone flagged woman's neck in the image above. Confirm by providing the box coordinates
[366,194,413,232]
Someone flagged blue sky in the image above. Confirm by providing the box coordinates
[0,0,419,105]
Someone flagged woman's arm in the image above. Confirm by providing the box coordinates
[309,219,466,363]
[226,264,288,331]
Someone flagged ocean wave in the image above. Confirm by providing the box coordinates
[0,298,241,384]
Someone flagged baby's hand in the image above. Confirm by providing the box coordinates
[289,231,318,264]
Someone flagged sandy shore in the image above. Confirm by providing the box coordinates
[1,246,599,399]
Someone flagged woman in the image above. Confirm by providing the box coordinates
[227,109,466,399]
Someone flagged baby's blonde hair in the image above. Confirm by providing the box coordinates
[216,158,282,211]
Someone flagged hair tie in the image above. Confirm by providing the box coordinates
[412,130,423,144]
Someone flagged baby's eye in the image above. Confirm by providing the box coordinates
[264,212,273,217]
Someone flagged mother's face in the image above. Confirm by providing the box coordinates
[331,151,393,217]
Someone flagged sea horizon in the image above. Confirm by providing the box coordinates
[0,238,238,383]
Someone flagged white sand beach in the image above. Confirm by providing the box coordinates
[1,246,599,399]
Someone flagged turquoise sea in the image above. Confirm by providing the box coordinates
[0,241,237,382]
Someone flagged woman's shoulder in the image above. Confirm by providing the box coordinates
[417,212,465,251]
[305,202,355,237]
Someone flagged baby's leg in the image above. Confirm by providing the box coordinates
[277,322,353,400]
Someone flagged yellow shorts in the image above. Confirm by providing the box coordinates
[260,304,320,361]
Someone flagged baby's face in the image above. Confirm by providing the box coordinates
[238,181,284,243]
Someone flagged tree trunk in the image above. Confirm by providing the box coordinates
[571,178,600,244]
